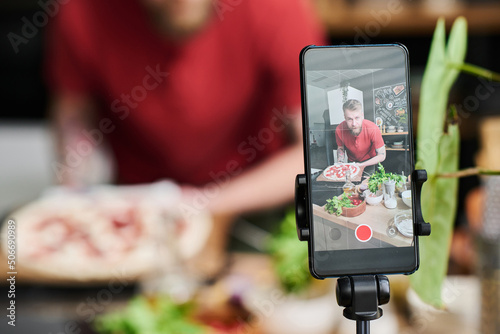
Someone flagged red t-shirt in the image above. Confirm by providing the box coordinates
[335,120,385,163]
[45,0,325,185]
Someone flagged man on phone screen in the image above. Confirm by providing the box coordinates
[335,99,386,176]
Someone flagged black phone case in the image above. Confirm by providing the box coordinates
[299,44,420,278]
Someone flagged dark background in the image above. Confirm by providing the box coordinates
[3,0,500,227]
[3,1,500,234]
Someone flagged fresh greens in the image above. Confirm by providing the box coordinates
[325,193,354,216]
[93,295,205,334]
[267,209,312,294]
[367,163,405,194]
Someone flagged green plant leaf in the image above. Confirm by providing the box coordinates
[367,163,405,193]
[449,62,500,81]
[445,17,467,82]
[410,123,460,308]
[416,17,467,175]
[411,17,467,308]
[416,18,446,174]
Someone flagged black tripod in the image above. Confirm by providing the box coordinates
[295,170,430,334]
[335,274,389,334]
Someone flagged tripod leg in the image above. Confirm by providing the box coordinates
[356,320,370,334]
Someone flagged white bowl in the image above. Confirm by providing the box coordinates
[364,190,383,205]
[401,190,412,207]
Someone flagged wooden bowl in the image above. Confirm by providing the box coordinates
[340,195,366,217]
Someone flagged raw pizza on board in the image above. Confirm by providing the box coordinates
[316,163,365,182]
[0,182,212,284]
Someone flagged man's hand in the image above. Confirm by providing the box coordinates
[50,94,113,187]
[358,145,386,167]
[337,146,347,164]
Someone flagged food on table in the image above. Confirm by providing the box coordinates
[384,196,397,209]
[364,190,383,206]
[323,163,361,182]
[0,183,212,283]
[402,190,412,207]
[325,193,366,217]
[94,295,206,334]
[343,183,356,196]
[395,212,413,237]
[342,169,356,196]
[357,184,368,196]
[95,289,255,334]
[367,163,405,194]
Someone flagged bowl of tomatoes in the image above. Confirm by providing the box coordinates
[340,194,366,217]
[325,193,367,217]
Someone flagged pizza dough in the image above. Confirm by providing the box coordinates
[0,182,212,284]
[322,164,361,181]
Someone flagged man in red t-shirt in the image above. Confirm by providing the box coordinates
[45,0,325,275]
[335,99,386,175]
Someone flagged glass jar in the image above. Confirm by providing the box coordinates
[343,169,355,196]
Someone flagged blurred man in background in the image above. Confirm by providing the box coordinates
[45,0,325,277]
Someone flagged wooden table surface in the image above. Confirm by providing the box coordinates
[312,195,413,248]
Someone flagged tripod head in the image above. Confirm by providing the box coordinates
[336,275,390,322]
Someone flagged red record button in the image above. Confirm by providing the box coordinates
[355,224,373,242]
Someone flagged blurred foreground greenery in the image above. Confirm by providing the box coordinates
[267,209,312,294]
[94,295,205,334]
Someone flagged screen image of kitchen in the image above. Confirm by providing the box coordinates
[305,67,413,251]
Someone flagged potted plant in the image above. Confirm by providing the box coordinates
[367,163,405,194]
[397,113,408,132]
[366,163,406,209]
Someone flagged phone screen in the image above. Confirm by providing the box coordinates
[299,44,418,277]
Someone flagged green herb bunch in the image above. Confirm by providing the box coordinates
[93,295,205,334]
[325,193,354,216]
[368,163,405,194]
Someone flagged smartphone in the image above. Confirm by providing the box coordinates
[299,44,418,278]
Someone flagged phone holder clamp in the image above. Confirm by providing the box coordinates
[412,169,431,236]
[295,174,310,241]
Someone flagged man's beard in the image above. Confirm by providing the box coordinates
[143,1,213,39]
[350,127,362,136]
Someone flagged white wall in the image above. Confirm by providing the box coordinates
[327,86,364,125]
[0,122,54,217]
[306,84,328,125]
